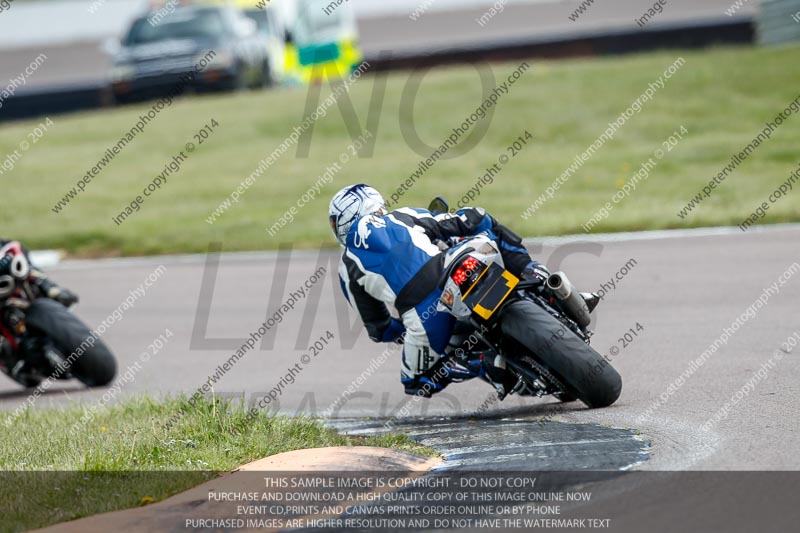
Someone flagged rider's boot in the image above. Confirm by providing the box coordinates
[0,336,35,385]
[0,337,13,374]
[452,350,518,401]
[7,337,57,388]
[581,292,601,313]
[479,355,521,400]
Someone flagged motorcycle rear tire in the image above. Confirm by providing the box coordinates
[554,392,578,402]
[499,299,621,408]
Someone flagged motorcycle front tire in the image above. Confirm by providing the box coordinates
[25,299,117,387]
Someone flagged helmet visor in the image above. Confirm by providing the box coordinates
[329,214,345,246]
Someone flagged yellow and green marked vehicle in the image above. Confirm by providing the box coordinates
[182,0,362,85]
[287,0,363,84]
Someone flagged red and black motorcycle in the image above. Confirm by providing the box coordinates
[0,241,116,388]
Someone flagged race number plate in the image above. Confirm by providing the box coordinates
[462,264,519,320]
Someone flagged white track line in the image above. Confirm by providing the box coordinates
[44,222,800,270]
[523,222,800,247]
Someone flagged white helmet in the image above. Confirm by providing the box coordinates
[328,184,387,246]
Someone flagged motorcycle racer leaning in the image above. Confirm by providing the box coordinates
[329,184,553,399]
[0,239,79,383]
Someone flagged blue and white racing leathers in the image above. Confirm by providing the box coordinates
[337,207,536,395]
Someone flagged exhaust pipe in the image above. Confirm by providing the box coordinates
[546,272,591,327]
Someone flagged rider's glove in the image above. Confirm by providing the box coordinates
[521,261,550,285]
[47,286,79,308]
[31,273,79,308]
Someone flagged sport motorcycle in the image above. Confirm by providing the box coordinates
[0,241,116,388]
[431,198,621,407]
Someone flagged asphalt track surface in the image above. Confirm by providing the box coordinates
[2,224,799,473]
[356,0,755,57]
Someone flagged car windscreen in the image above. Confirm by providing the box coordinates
[295,0,347,45]
[244,9,272,37]
[125,9,228,45]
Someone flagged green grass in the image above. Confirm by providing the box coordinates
[0,396,434,532]
[1,44,799,256]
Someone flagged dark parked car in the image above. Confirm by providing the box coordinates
[111,5,272,102]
